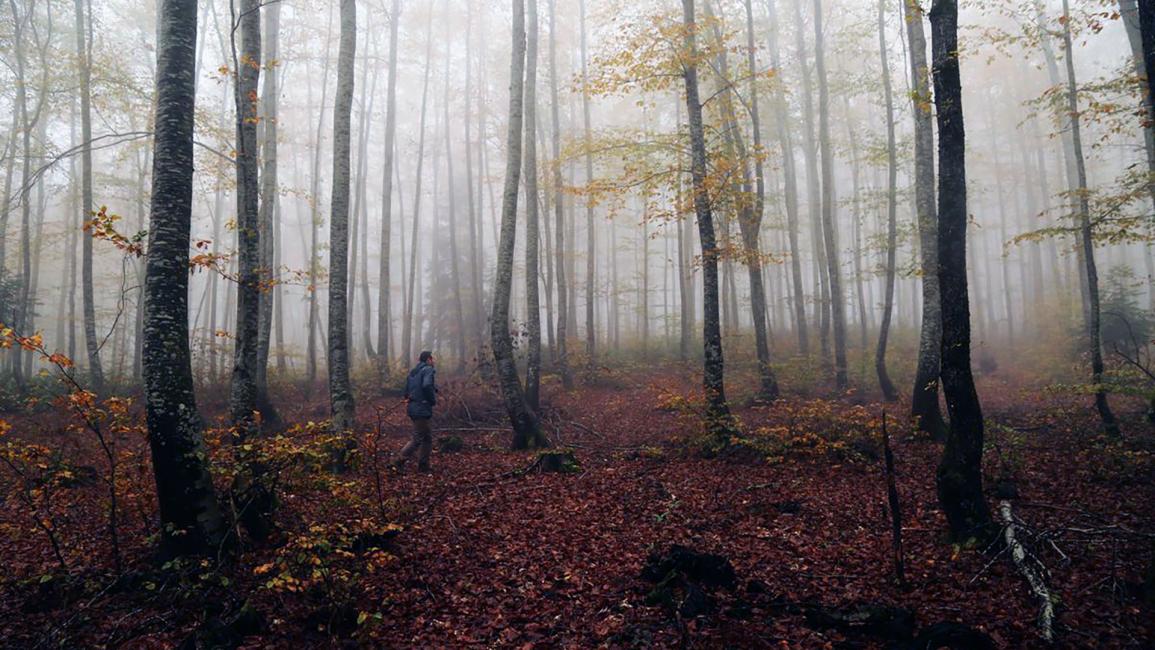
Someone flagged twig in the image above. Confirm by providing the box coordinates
[1000,500,1056,643]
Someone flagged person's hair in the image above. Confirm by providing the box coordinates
[419,350,434,363]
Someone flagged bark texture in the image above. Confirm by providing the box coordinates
[328,0,357,461]
[144,0,225,557]
[930,0,991,541]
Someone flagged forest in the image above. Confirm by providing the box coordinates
[0,0,1153,646]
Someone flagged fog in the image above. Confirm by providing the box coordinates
[1,0,1151,393]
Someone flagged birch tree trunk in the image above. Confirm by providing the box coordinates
[144,0,224,558]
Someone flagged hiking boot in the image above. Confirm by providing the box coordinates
[416,464,432,474]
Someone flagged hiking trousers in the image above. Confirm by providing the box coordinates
[399,417,433,469]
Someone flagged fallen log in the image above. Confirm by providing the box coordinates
[1000,499,1055,643]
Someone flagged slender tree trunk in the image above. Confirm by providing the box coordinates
[524,0,543,409]
[1061,0,1121,437]
[930,0,991,540]
[376,0,401,376]
[70,0,104,391]
[876,0,898,401]
[306,6,335,393]
[230,0,263,438]
[813,0,848,388]
[765,0,808,355]
[580,0,597,367]
[903,0,947,439]
[403,11,435,367]
[443,0,467,374]
[548,0,572,388]
[144,0,225,557]
[465,1,486,368]
[791,0,830,364]
[742,0,780,400]
[494,0,546,450]
[328,0,358,464]
[682,0,734,438]
[255,0,280,400]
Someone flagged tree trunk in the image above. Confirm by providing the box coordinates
[742,0,780,400]
[681,0,734,439]
[376,0,401,376]
[813,0,848,389]
[524,0,543,410]
[306,5,335,393]
[328,0,358,465]
[764,0,808,355]
[875,0,898,401]
[255,0,280,401]
[548,0,572,388]
[144,0,225,557]
[72,0,104,392]
[403,10,435,367]
[1060,0,1121,438]
[904,0,947,440]
[791,0,830,364]
[493,0,546,451]
[580,0,597,368]
[442,0,467,374]
[929,0,992,541]
[230,0,263,439]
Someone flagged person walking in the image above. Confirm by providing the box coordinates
[394,350,437,472]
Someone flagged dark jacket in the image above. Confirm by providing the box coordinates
[404,362,437,420]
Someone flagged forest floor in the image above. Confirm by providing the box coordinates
[0,362,1153,648]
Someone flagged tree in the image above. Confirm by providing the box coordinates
[256,0,281,399]
[875,0,898,401]
[903,0,947,440]
[73,0,103,393]
[740,0,779,400]
[580,0,597,368]
[402,10,434,367]
[548,0,572,389]
[328,0,357,465]
[681,0,734,438]
[813,0,848,389]
[524,0,543,410]
[929,0,991,540]
[230,0,263,439]
[143,0,225,557]
[493,0,547,451]
[376,0,401,376]
[1059,0,1121,438]
[763,0,808,356]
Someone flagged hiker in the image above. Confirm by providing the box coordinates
[395,350,437,472]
